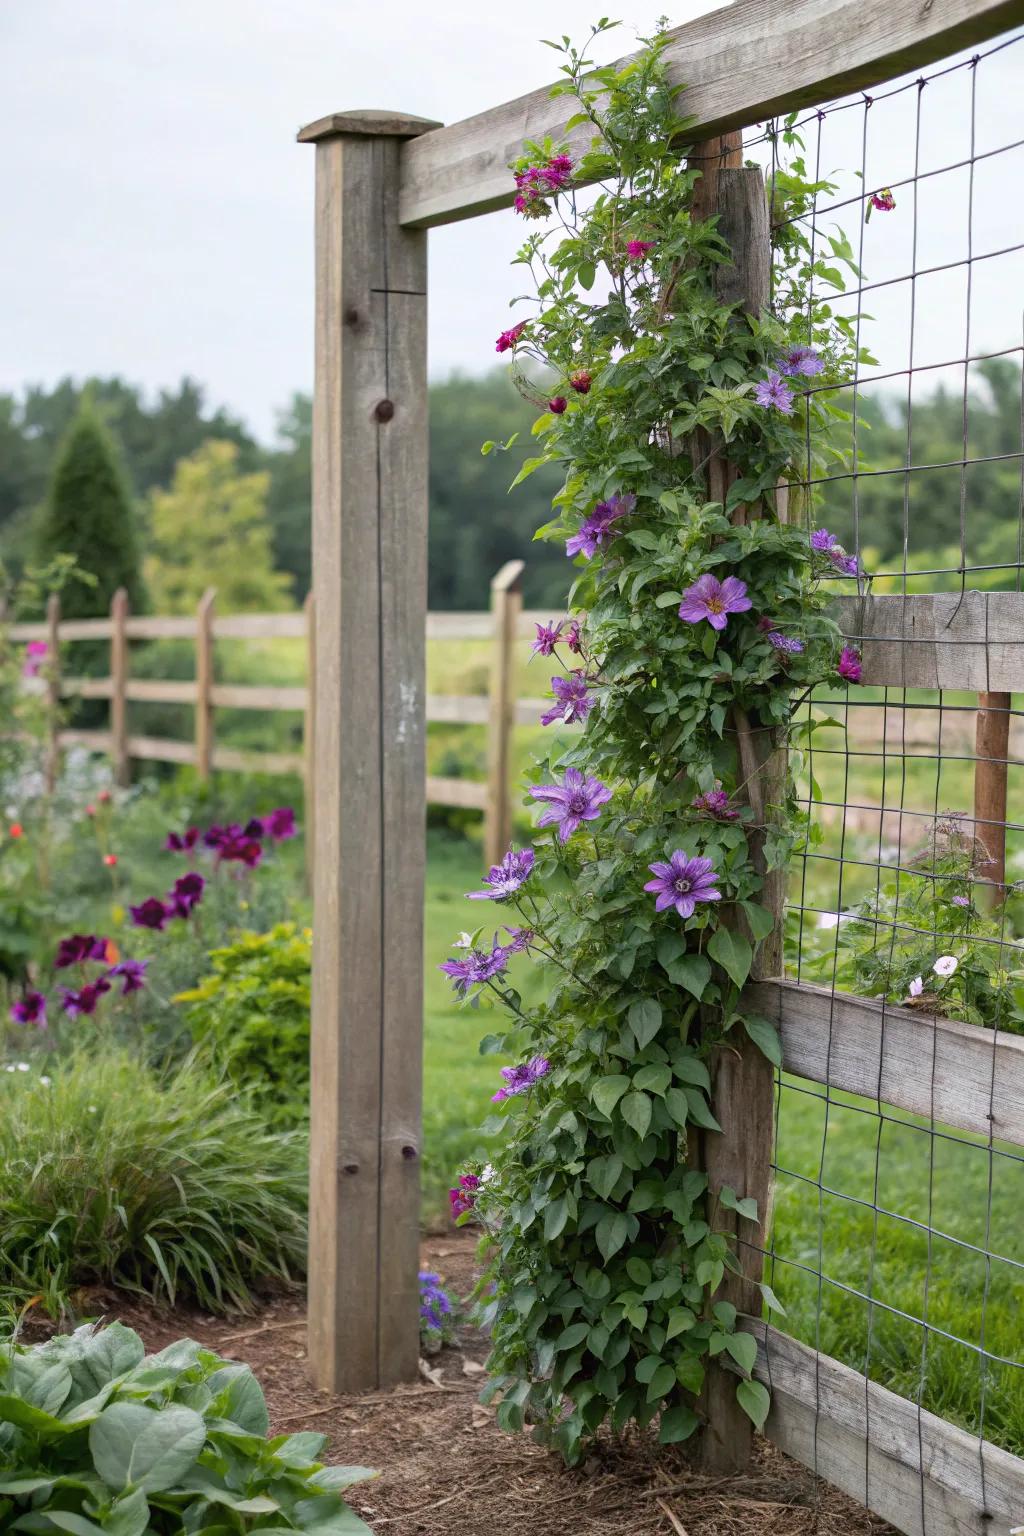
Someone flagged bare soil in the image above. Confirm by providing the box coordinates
[29,1233,896,1536]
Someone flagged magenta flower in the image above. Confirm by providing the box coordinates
[678,574,752,631]
[109,959,148,995]
[61,977,111,1018]
[645,852,721,920]
[627,239,655,261]
[165,827,200,853]
[570,370,592,394]
[767,631,804,654]
[692,789,739,821]
[548,396,568,415]
[130,897,170,931]
[495,321,527,353]
[169,871,206,918]
[779,346,823,378]
[466,847,534,901]
[531,620,564,656]
[209,824,264,866]
[54,935,109,969]
[449,1173,480,1219]
[540,670,595,727]
[870,187,895,212]
[529,767,611,843]
[10,991,46,1027]
[513,155,573,215]
[837,646,863,683]
[754,371,795,413]
[22,641,48,679]
[566,620,583,654]
[262,806,296,841]
[566,492,635,560]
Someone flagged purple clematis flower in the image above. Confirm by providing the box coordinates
[501,926,534,954]
[529,767,612,843]
[493,1055,551,1102]
[837,646,863,683]
[767,631,804,654]
[951,894,971,909]
[531,620,564,656]
[566,492,636,560]
[466,847,534,901]
[692,789,739,821]
[108,959,148,995]
[754,371,795,413]
[779,345,824,378]
[810,528,859,576]
[540,671,595,727]
[449,1173,480,1219]
[439,938,511,995]
[130,897,170,932]
[10,990,46,1027]
[678,574,752,631]
[61,977,111,1018]
[566,620,583,654]
[169,871,206,918]
[645,852,721,920]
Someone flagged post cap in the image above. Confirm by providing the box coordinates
[297,109,442,145]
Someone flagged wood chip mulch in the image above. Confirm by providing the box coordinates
[25,1234,896,1536]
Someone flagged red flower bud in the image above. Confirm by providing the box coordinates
[85,804,96,817]
[548,397,568,415]
[104,854,118,867]
[98,789,112,804]
[9,823,23,839]
[570,370,592,394]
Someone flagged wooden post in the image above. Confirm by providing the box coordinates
[44,593,61,794]
[687,137,779,1475]
[299,107,440,1393]
[110,587,130,787]
[484,559,524,869]
[302,589,316,894]
[195,587,216,781]
[974,692,1010,903]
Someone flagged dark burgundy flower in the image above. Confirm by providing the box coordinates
[548,396,568,415]
[10,991,46,1026]
[169,871,206,918]
[55,934,103,969]
[166,827,200,853]
[130,897,170,931]
[61,976,111,1017]
[108,959,148,995]
[570,370,592,394]
[243,817,266,839]
[203,824,230,850]
[262,806,296,841]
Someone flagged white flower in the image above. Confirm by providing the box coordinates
[480,1163,496,1184]
[3,1065,14,1073]
[908,976,923,998]
[15,1062,29,1072]
[453,932,474,950]
[817,911,840,929]
[933,955,958,979]
[39,1076,51,1086]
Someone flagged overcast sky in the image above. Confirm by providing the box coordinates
[2,2,1022,443]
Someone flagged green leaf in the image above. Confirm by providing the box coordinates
[544,1195,569,1240]
[675,1355,705,1395]
[578,260,596,290]
[620,1090,652,1140]
[736,1377,770,1430]
[591,1075,629,1118]
[587,1155,623,1200]
[667,953,711,1000]
[208,1364,269,1435]
[556,1322,589,1351]
[654,590,683,608]
[645,1364,677,1402]
[628,997,662,1050]
[89,1402,206,1493]
[743,1013,782,1066]
[739,900,775,942]
[665,1307,696,1340]
[725,1332,758,1376]
[759,1282,787,1316]
[707,928,752,990]
[596,1212,630,1261]
[633,1064,670,1095]
[658,1403,699,1443]
[663,1088,690,1129]
[684,1089,722,1133]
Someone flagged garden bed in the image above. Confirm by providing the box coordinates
[21,1233,895,1536]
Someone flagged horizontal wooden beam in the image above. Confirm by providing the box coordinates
[124,616,198,640]
[745,1321,1024,1536]
[397,0,1021,227]
[749,978,1024,1147]
[426,692,490,725]
[211,612,308,640]
[425,775,490,810]
[210,683,307,711]
[425,612,493,641]
[124,679,197,706]
[833,591,1024,693]
[58,729,111,753]
[61,677,113,701]
[126,734,198,766]
[212,745,304,775]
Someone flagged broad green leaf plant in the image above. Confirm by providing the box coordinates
[442,22,869,1461]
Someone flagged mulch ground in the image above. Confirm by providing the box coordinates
[27,1233,895,1536]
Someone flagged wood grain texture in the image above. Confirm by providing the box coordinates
[748,977,1024,1146]
[303,591,317,894]
[744,1321,1024,1536]
[124,735,198,766]
[306,123,430,1393]
[124,616,198,640]
[194,588,216,781]
[211,746,304,775]
[211,612,308,640]
[484,559,524,868]
[832,591,1024,691]
[975,691,1011,901]
[109,588,130,786]
[60,678,114,701]
[209,684,307,711]
[426,693,490,725]
[123,679,198,705]
[397,0,1021,227]
[425,775,491,810]
[298,108,442,144]
[44,594,61,794]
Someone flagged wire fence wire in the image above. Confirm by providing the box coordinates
[752,29,1024,1527]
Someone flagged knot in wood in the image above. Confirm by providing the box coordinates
[342,1161,359,1175]
[401,1144,418,1161]
[374,398,395,423]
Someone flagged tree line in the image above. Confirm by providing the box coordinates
[1,360,1020,616]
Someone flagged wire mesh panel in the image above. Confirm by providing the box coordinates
[749,31,1024,1531]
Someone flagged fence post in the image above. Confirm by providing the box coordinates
[302,589,316,894]
[484,559,524,870]
[110,587,130,787]
[299,107,439,1393]
[685,137,778,1475]
[44,593,61,794]
[195,588,216,781]
[974,692,1009,904]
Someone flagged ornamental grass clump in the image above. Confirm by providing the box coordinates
[0,1048,307,1315]
[441,21,868,1462]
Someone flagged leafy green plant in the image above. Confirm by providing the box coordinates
[0,1319,374,1532]
[178,925,311,1127]
[0,1050,306,1315]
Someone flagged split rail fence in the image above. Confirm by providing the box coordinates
[296,1,1024,1533]
[7,561,561,868]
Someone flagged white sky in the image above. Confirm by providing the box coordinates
[2,2,1022,443]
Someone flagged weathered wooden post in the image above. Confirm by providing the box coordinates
[298,107,439,1392]
[110,587,130,787]
[44,593,61,794]
[302,589,316,894]
[974,692,1010,904]
[195,588,216,781]
[686,134,779,1475]
[484,558,524,869]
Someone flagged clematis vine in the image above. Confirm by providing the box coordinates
[531,620,564,656]
[566,492,635,559]
[540,670,595,727]
[529,768,611,843]
[644,852,722,920]
[466,847,534,901]
[678,574,752,630]
[754,370,794,413]
[492,1055,550,1102]
[837,646,863,683]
